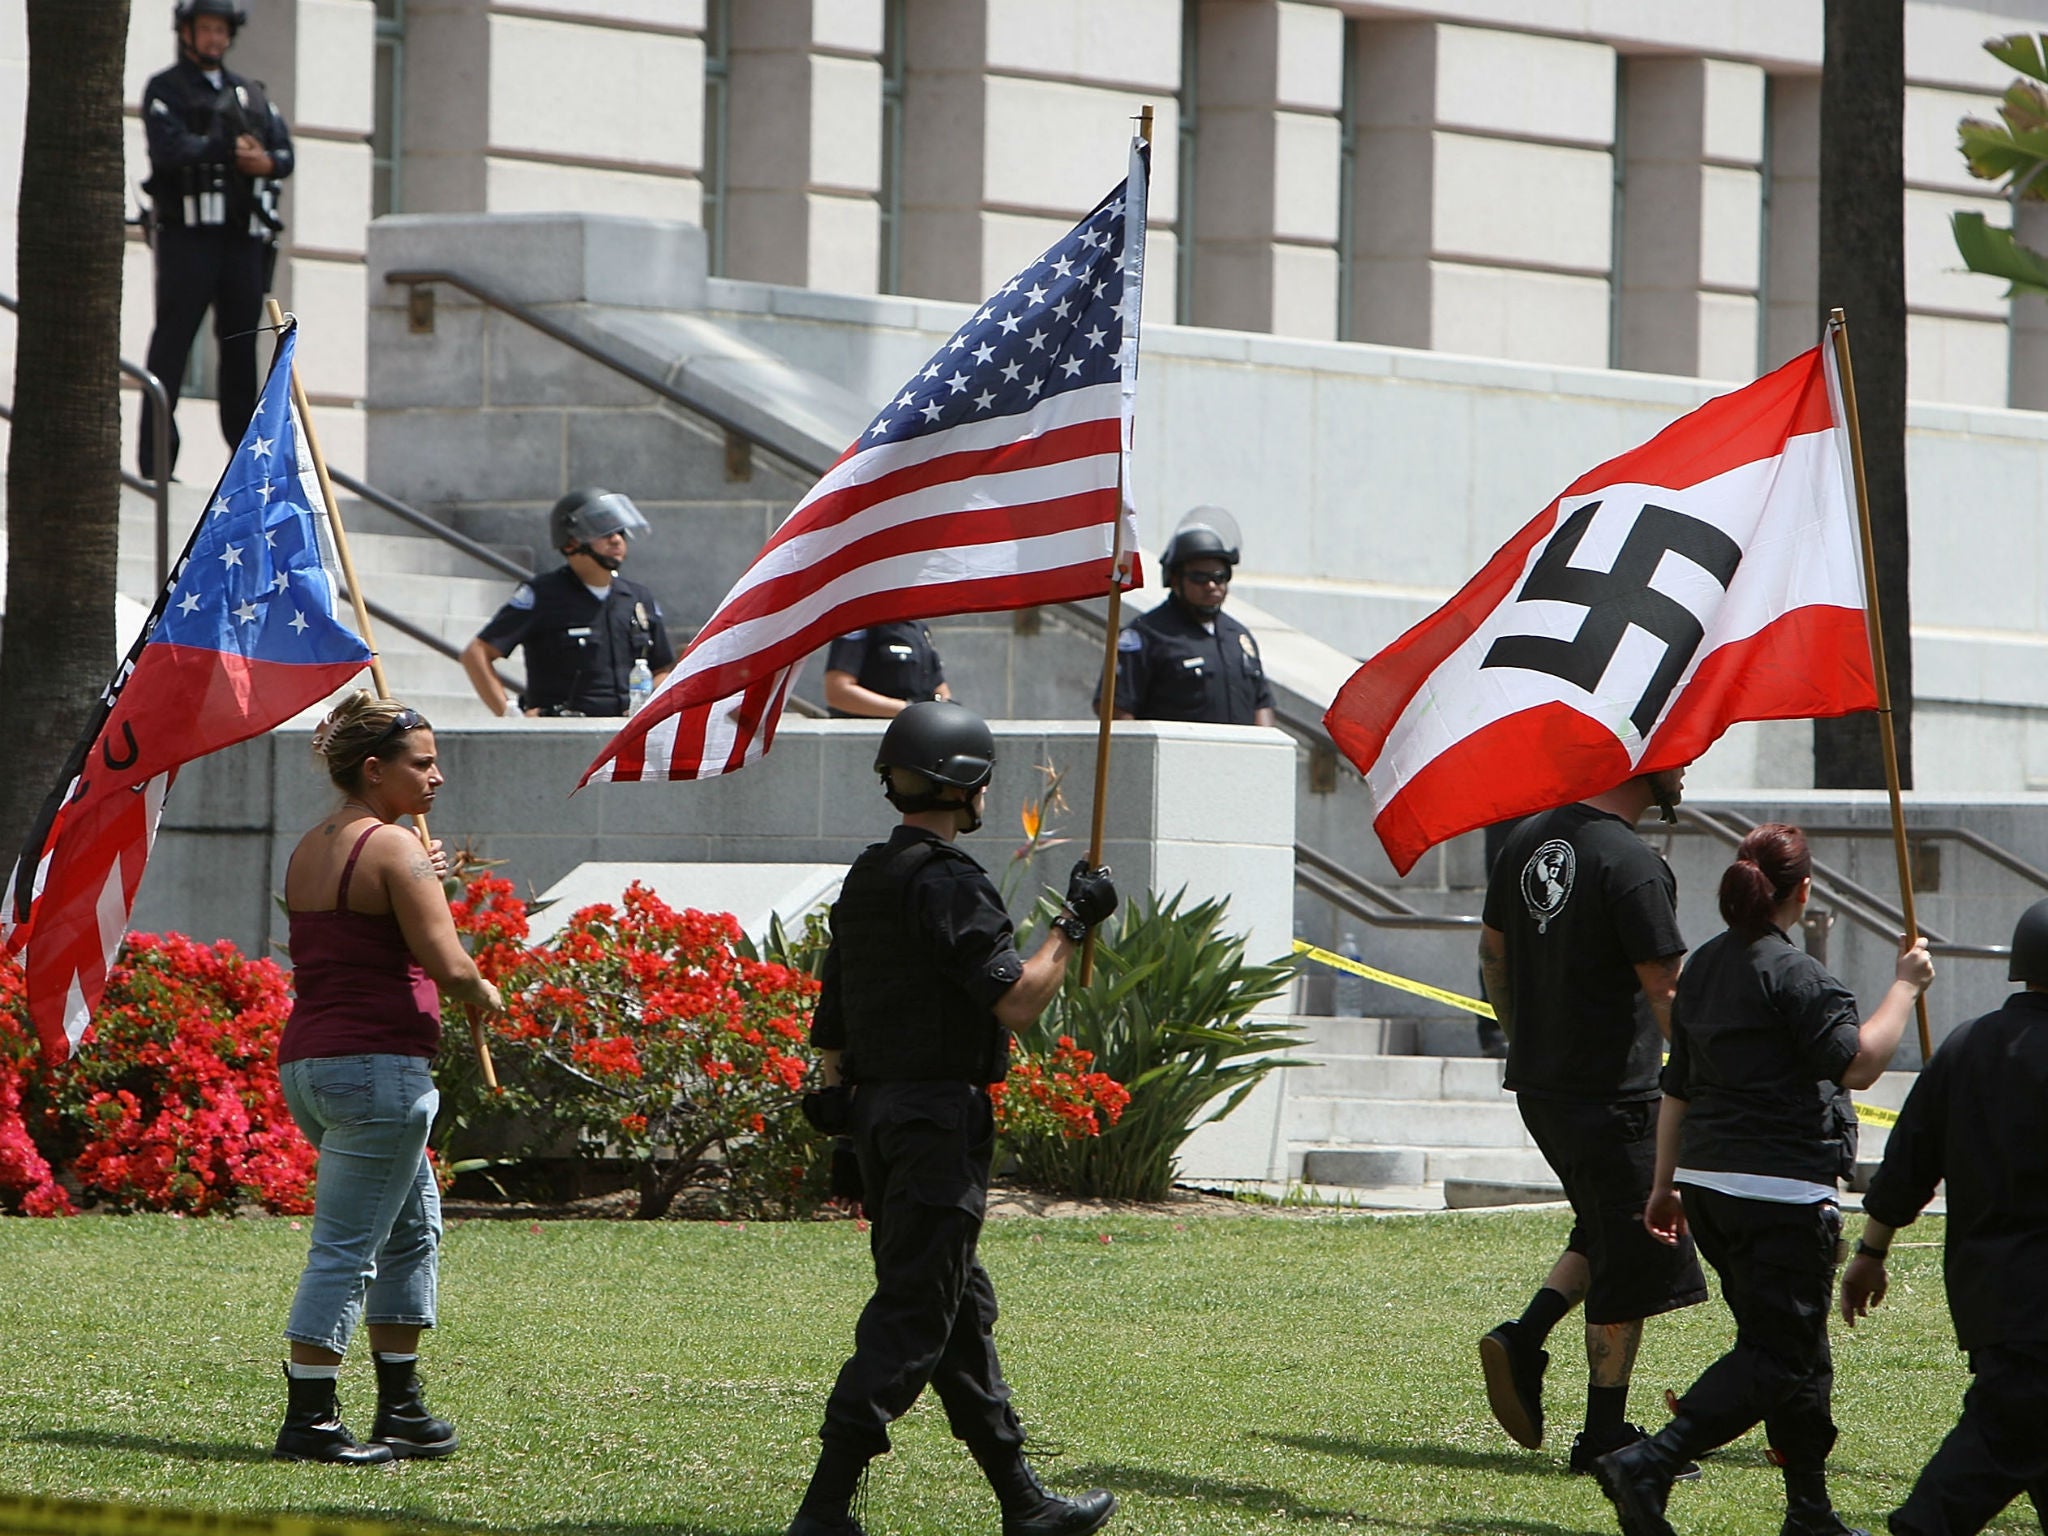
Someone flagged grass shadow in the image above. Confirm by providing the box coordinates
[1060,1460,1412,1527]
[17,1428,274,1464]
[1254,1429,1566,1478]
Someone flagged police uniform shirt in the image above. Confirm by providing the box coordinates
[475,566,676,716]
[1862,991,2048,1350]
[1484,804,1685,1101]
[1662,926,1863,1189]
[825,622,945,717]
[142,59,294,233]
[810,827,1025,1066]
[1111,600,1275,724]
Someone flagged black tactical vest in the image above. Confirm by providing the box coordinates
[834,838,1007,1085]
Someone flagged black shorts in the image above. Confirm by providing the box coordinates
[1518,1094,1708,1326]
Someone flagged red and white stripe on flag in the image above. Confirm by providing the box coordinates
[583,140,1150,787]
[1325,342,1877,876]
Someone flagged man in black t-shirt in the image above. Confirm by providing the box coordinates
[1475,767,1708,1477]
[822,621,950,718]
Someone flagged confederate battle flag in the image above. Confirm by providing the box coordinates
[1326,332,1878,875]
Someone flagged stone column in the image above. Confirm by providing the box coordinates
[1348,21,1616,367]
[899,0,1181,310]
[725,0,883,294]
[1762,73,1820,372]
[401,0,705,224]
[1614,57,1765,381]
[1185,0,1342,339]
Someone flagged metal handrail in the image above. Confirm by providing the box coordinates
[328,467,534,584]
[1296,843,1481,931]
[1674,805,2007,961]
[348,588,527,700]
[0,291,174,586]
[1791,821,2048,896]
[383,266,829,479]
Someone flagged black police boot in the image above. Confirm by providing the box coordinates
[1572,1421,1702,1481]
[973,1446,1116,1536]
[788,1441,871,1536]
[1591,1418,1701,1536]
[369,1353,458,1459]
[272,1365,395,1465]
[1779,1468,1868,1536]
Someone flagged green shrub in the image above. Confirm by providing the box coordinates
[1014,889,1302,1200]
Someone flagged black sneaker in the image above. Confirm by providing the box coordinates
[1478,1321,1547,1448]
[1570,1423,1702,1481]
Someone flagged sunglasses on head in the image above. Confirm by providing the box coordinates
[366,707,425,755]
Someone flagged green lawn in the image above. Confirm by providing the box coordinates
[0,1208,2023,1536]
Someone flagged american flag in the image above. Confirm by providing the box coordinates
[1,324,371,1058]
[583,136,1151,786]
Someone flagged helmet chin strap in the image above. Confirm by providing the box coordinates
[881,774,984,833]
[573,542,623,574]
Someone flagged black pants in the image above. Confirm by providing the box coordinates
[1891,1342,2048,1535]
[1671,1187,1841,1468]
[139,226,268,478]
[819,1081,1025,1459]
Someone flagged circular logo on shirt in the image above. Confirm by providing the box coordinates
[1520,839,1576,934]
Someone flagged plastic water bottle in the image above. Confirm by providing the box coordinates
[1334,932,1367,1017]
[627,657,653,714]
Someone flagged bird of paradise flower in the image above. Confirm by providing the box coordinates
[1000,755,1071,909]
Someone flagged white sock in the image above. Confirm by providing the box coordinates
[373,1352,419,1365]
[285,1361,341,1380]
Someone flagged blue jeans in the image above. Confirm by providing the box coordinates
[280,1053,441,1354]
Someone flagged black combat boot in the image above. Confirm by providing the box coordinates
[788,1440,871,1536]
[1592,1417,1702,1536]
[973,1445,1116,1536]
[272,1365,394,1465]
[369,1353,458,1458]
[1779,1468,1868,1536]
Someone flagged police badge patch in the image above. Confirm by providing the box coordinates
[1520,839,1576,933]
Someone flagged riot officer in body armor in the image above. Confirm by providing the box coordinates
[793,702,1119,1536]
[1106,508,1276,726]
[461,489,677,718]
[139,0,294,479]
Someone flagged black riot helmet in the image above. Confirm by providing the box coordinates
[2009,898,2048,983]
[174,0,246,33]
[551,488,650,570]
[1160,505,1241,574]
[876,701,995,828]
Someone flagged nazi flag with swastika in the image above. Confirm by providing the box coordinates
[1325,341,1876,875]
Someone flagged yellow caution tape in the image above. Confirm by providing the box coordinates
[1295,939,1497,1020]
[1855,1101,1899,1128]
[0,1495,421,1536]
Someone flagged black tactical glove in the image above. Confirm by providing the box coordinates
[828,1137,864,1204]
[1063,860,1119,928]
[801,1084,852,1135]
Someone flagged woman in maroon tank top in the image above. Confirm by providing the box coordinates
[270,692,502,1466]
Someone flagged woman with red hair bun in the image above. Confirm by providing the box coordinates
[1593,823,1935,1536]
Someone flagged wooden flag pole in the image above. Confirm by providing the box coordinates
[1828,307,1930,1062]
[266,300,500,1089]
[1079,103,1152,987]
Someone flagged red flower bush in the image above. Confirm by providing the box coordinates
[0,934,314,1217]
[990,1036,1131,1191]
[446,878,829,1219]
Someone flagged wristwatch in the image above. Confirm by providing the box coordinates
[1854,1239,1888,1261]
[1051,910,1088,943]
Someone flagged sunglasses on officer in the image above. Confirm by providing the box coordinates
[1180,566,1232,587]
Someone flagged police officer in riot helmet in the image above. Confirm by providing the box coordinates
[793,701,1119,1536]
[461,489,677,718]
[1105,508,1276,726]
[1839,897,2048,1536]
[139,0,295,479]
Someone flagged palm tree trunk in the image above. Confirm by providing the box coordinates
[0,0,132,861]
[1815,0,1911,789]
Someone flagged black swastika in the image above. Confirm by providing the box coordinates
[1482,500,1742,737]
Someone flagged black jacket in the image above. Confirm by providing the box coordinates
[1862,991,2048,1350]
[142,59,294,234]
[1110,598,1274,724]
[475,568,675,716]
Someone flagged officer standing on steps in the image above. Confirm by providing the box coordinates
[1105,507,1275,727]
[823,620,951,717]
[791,701,1119,1536]
[461,489,676,718]
[1476,766,1709,1477]
[1838,898,2048,1536]
[139,0,294,479]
